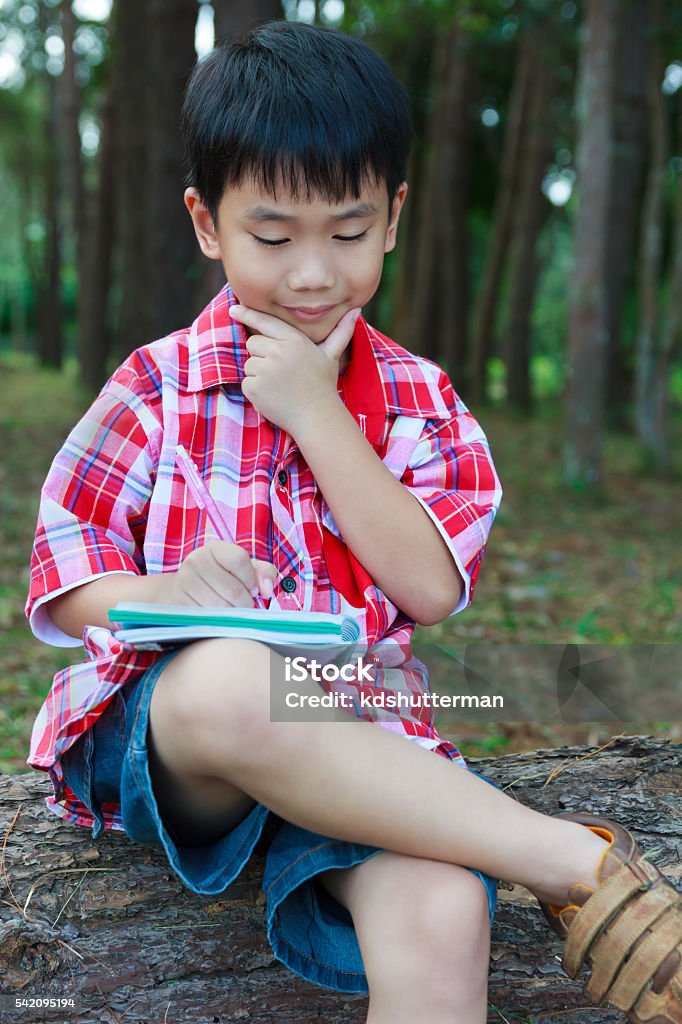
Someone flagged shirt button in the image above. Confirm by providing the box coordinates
[281,576,297,593]
[277,470,288,486]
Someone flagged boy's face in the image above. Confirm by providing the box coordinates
[185,173,408,360]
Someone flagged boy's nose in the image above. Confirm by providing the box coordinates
[286,258,336,292]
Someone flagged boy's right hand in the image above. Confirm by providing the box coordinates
[164,542,278,608]
[46,543,279,641]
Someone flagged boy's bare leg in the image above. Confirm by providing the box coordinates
[148,638,609,907]
[340,853,491,1024]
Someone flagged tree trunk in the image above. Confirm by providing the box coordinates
[213,0,283,44]
[634,0,678,474]
[408,21,472,367]
[469,32,534,406]
[112,0,153,358]
[78,83,117,392]
[651,90,682,475]
[147,0,203,341]
[15,133,43,348]
[564,0,618,490]
[2,736,680,1023]
[502,41,554,412]
[407,23,451,359]
[61,1,87,326]
[604,0,649,431]
[36,34,63,370]
[109,0,197,352]
[436,28,473,384]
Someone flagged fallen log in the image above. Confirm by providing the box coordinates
[1,734,680,1024]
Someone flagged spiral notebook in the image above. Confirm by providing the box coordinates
[108,602,362,666]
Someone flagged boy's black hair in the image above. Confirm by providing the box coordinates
[180,20,413,225]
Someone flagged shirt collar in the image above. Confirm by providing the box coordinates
[186,282,450,425]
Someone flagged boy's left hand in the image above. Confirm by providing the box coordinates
[229,304,360,436]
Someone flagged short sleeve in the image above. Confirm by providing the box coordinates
[400,376,502,617]
[26,375,160,646]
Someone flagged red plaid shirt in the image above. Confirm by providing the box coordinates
[26,282,503,832]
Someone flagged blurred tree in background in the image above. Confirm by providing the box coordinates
[0,0,681,488]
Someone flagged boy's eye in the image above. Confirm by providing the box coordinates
[252,231,369,248]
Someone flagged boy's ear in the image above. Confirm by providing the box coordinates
[184,187,222,260]
[384,181,408,254]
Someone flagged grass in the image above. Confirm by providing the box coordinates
[1,357,681,773]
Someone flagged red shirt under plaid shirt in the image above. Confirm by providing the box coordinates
[26,282,503,832]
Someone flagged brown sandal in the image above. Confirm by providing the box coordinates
[533,812,682,1023]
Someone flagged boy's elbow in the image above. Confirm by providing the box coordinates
[414,603,451,628]
[412,578,464,627]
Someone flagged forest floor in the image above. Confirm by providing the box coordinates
[1,358,681,774]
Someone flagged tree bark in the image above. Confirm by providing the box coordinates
[147,0,203,341]
[212,0,283,45]
[2,736,680,1023]
[564,0,618,490]
[112,0,153,358]
[502,39,554,412]
[634,0,679,475]
[78,83,117,392]
[469,32,534,407]
[436,27,473,384]
[604,0,649,430]
[657,94,682,474]
[61,0,87,332]
[408,21,472,369]
[36,14,63,371]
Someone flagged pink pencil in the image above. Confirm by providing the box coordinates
[175,444,267,608]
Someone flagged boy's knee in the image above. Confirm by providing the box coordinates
[361,871,491,1013]
[155,638,273,770]
[357,857,490,987]
[414,864,491,963]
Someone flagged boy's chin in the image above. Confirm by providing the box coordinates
[282,316,327,341]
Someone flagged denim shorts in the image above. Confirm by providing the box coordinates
[60,649,499,995]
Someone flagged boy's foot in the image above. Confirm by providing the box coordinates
[529,812,682,1024]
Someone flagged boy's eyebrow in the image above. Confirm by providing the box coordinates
[241,201,379,223]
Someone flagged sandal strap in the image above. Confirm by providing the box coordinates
[563,863,648,976]
[585,881,681,1002]
[606,906,682,1011]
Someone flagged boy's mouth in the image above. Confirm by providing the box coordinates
[283,304,336,321]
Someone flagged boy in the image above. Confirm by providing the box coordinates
[27,21,682,1024]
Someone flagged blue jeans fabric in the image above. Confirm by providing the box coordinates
[60,649,500,995]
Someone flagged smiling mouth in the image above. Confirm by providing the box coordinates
[284,304,336,317]
[280,305,335,321]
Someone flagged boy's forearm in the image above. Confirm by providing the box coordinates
[45,573,167,640]
[293,399,464,625]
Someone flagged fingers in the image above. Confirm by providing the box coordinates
[244,335,275,358]
[319,307,361,362]
[178,547,253,607]
[253,559,278,599]
[177,543,279,608]
[207,542,261,601]
[229,305,305,342]
[205,545,278,604]
[176,572,239,608]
